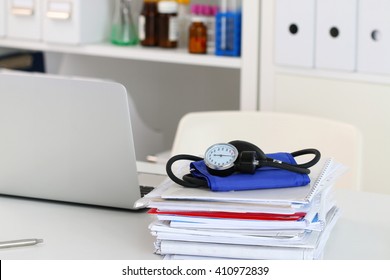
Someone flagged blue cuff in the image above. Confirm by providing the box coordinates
[190,153,311,192]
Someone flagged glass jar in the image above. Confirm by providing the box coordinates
[111,0,138,46]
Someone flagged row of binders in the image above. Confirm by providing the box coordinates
[275,0,390,75]
[143,157,345,260]
[0,0,110,44]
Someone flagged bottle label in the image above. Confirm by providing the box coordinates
[169,16,178,42]
[138,15,146,41]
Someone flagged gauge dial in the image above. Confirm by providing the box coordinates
[204,143,239,170]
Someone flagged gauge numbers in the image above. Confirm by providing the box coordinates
[204,143,239,170]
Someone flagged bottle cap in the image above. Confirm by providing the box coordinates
[190,4,200,15]
[191,16,207,23]
[200,5,211,16]
[210,5,219,16]
[158,1,178,13]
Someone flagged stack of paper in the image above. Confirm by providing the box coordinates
[144,158,344,260]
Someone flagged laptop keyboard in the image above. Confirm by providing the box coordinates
[140,185,155,197]
[138,173,167,197]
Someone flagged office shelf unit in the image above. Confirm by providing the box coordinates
[259,0,390,195]
[0,0,260,154]
[0,39,241,69]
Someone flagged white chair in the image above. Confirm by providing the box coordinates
[171,111,362,190]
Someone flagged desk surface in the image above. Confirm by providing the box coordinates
[0,188,389,260]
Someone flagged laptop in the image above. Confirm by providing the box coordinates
[0,72,166,209]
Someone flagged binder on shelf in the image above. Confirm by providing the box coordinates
[357,0,390,75]
[0,0,6,37]
[274,0,316,68]
[315,0,358,71]
[43,0,111,44]
[6,0,42,40]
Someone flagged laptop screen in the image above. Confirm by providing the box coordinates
[0,72,144,209]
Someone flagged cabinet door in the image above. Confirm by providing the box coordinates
[274,0,316,68]
[357,0,390,75]
[315,0,358,71]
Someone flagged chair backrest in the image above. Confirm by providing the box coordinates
[171,111,362,190]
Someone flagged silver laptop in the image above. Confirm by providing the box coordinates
[0,72,165,209]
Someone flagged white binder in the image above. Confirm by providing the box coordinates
[357,0,390,75]
[274,0,316,68]
[315,0,358,71]
[42,0,111,44]
[0,0,5,37]
[6,0,42,40]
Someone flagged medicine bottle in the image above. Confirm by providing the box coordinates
[158,1,179,48]
[139,0,159,46]
[188,17,207,54]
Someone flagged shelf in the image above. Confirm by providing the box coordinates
[276,66,390,86]
[0,38,241,69]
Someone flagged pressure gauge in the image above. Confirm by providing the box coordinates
[204,143,239,172]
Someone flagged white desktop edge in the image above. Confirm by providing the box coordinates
[137,161,166,176]
[0,189,390,259]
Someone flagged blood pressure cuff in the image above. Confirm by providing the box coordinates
[190,152,311,192]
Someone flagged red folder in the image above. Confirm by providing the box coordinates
[148,208,305,221]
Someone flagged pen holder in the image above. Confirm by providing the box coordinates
[215,11,242,57]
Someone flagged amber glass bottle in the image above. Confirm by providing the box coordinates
[188,17,207,54]
[158,1,179,48]
[139,0,159,46]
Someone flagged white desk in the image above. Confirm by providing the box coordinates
[0,189,389,260]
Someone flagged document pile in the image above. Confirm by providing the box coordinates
[145,158,344,260]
